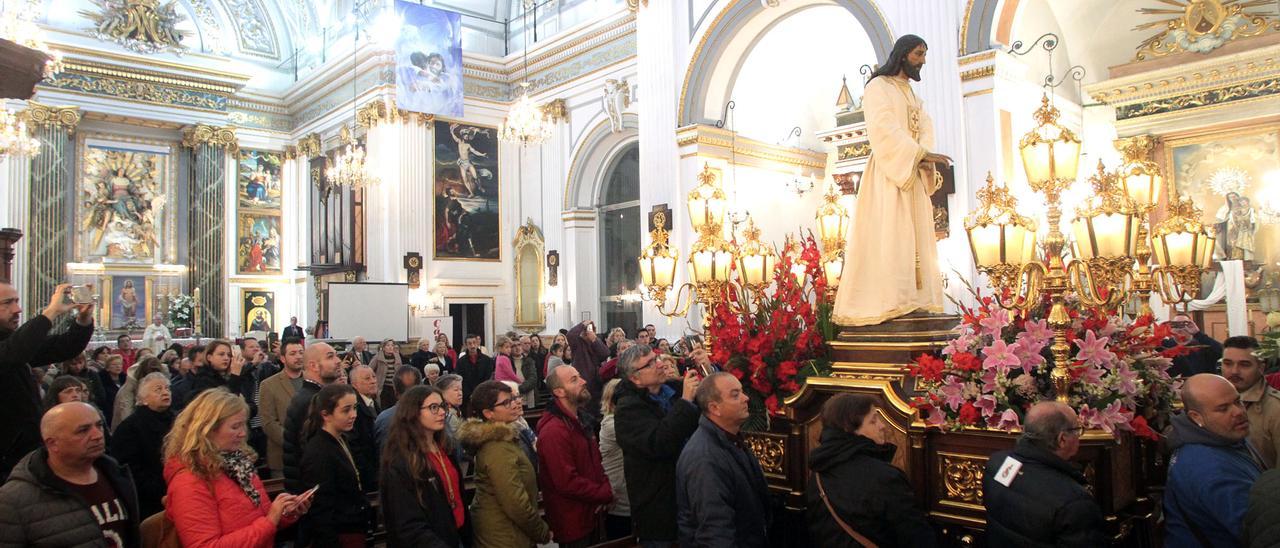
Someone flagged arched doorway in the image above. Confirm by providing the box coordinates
[598,144,641,336]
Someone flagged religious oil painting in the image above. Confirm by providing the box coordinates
[237,149,284,209]
[78,141,171,262]
[104,274,150,330]
[394,1,463,117]
[1167,127,1280,269]
[434,120,500,261]
[241,289,275,334]
[237,213,283,274]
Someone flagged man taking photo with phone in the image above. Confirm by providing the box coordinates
[0,282,96,480]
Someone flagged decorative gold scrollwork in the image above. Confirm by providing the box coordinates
[296,133,323,159]
[743,433,786,475]
[181,124,238,152]
[19,102,81,133]
[940,454,986,505]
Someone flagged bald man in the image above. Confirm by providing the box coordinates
[0,403,140,546]
[0,283,96,480]
[281,342,340,492]
[982,401,1104,547]
[1165,374,1263,547]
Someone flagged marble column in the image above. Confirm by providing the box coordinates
[636,1,687,334]
[182,124,238,338]
[361,106,433,283]
[20,102,80,310]
[1,147,32,294]
[562,208,599,324]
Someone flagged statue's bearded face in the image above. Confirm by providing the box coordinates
[904,44,927,82]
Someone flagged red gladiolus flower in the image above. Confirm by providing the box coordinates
[1130,415,1158,441]
[957,401,981,425]
[952,352,982,373]
[910,353,946,382]
[765,394,780,414]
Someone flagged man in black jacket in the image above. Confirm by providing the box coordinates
[1167,314,1223,377]
[567,320,609,411]
[456,333,494,410]
[348,365,380,492]
[676,372,771,548]
[282,342,340,493]
[282,316,304,340]
[0,282,94,480]
[612,344,700,547]
[0,402,140,546]
[982,401,1105,547]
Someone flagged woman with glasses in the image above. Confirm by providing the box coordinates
[380,386,470,547]
[435,374,467,467]
[457,380,550,548]
[806,394,936,547]
[110,372,174,518]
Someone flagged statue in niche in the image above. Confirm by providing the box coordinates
[832,34,950,326]
[1214,191,1258,261]
[602,78,631,133]
[80,148,166,261]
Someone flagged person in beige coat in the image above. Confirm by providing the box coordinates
[257,338,305,475]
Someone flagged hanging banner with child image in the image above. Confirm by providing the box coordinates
[394,1,464,117]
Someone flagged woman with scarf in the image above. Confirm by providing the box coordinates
[164,388,311,547]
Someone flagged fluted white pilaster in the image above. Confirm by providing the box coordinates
[0,154,31,295]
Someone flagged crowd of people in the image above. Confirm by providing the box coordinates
[3,282,1280,547]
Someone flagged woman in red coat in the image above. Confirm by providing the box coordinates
[163,388,312,548]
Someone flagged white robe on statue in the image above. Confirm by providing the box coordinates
[832,75,944,326]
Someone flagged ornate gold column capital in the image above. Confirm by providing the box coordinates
[181,124,238,153]
[295,133,323,158]
[626,0,647,12]
[19,102,81,133]
[540,98,568,123]
[355,99,433,128]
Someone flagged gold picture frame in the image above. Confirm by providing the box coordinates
[102,274,154,331]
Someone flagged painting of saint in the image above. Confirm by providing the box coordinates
[394,1,463,117]
[79,145,169,261]
[242,289,275,335]
[434,120,499,260]
[238,150,283,209]
[1169,129,1279,268]
[237,214,283,274]
[106,274,149,330]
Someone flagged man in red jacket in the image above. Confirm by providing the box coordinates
[537,363,614,547]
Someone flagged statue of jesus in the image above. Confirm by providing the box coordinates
[833,34,949,326]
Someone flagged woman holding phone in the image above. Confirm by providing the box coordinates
[299,383,371,547]
[380,386,469,547]
[164,388,310,547]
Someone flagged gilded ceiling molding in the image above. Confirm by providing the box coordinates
[675,124,828,172]
[80,0,189,54]
[1133,0,1280,61]
[19,102,82,133]
[181,124,238,152]
[959,65,995,82]
[295,133,323,159]
[82,111,184,130]
[61,59,239,95]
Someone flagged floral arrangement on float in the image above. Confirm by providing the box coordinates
[167,293,195,328]
[907,281,1187,439]
[707,232,834,428]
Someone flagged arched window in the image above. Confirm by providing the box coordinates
[598,144,640,336]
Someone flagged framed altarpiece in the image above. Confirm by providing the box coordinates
[68,134,186,332]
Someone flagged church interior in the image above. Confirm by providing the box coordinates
[3,0,1280,545]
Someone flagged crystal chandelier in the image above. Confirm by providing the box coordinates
[326,125,378,189]
[0,108,40,159]
[500,83,552,145]
[0,0,63,77]
[500,2,551,145]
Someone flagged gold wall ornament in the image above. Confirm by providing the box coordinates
[295,133,322,159]
[181,124,238,153]
[1133,0,1280,61]
[18,102,81,133]
[743,433,786,476]
[626,0,647,12]
[939,453,987,507]
[80,0,189,54]
[513,218,546,330]
[540,98,569,124]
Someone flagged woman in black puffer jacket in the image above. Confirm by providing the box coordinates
[805,394,937,548]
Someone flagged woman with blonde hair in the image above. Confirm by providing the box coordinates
[370,338,403,408]
[599,378,632,540]
[163,388,310,547]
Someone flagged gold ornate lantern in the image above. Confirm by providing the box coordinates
[964,173,1039,291]
[687,164,728,233]
[1019,95,1082,189]
[638,210,679,305]
[815,186,850,249]
[1070,162,1140,305]
[1150,196,1215,306]
[736,216,777,291]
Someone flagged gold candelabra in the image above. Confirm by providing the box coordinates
[965,96,1214,403]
